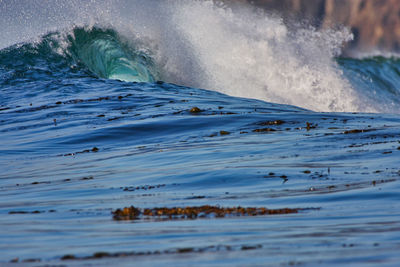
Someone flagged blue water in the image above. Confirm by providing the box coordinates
[1,1,400,266]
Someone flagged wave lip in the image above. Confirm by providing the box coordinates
[0,26,159,84]
[68,27,157,83]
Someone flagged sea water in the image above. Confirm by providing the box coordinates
[1,1,400,266]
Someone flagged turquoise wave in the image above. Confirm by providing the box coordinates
[0,26,158,83]
[68,27,157,83]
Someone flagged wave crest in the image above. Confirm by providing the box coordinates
[0,26,158,83]
[68,27,157,82]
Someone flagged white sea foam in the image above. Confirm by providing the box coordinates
[161,1,371,112]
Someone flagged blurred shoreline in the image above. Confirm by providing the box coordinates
[241,0,400,55]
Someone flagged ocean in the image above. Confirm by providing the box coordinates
[1,1,400,266]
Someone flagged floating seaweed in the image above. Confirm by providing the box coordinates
[112,205,301,221]
[122,184,166,192]
[343,129,375,134]
[189,107,202,113]
[61,147,99,156]
[253,128,276,133]
[257,120,285,126]
[306,122,317,131]
[8,210,56,214]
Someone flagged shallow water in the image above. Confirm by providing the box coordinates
[1,1,400,266]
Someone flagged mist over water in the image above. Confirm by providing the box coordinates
[1,0,400,112]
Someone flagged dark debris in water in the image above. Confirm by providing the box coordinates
[264,173,289,182]
[10,94,134,115]
[347,140,397,148]
[306,122,317,131]
[60,94,133,105]
[121,184,166,192]
[186,195,206,200]
[186,106,238,116]
[297,179,395,196]
[61,147,99,156]
[112,205,302,221]
[80,176,94,181]
[107,117,121,121]
[8,210,56,214]
[14,176,94,188]
[31,181,51,185]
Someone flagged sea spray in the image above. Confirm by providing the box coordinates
[164,1,367,112]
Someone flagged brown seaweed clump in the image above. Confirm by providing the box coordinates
[257,120,285,126]
[343,129,374,134]
[189,107,202,113]
[112,205,300,221]
[252,128,276,133]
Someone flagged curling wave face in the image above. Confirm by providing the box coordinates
[0,26,158,84]
[68,27,157,82]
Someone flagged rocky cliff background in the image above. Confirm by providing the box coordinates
[239,0,400,54]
